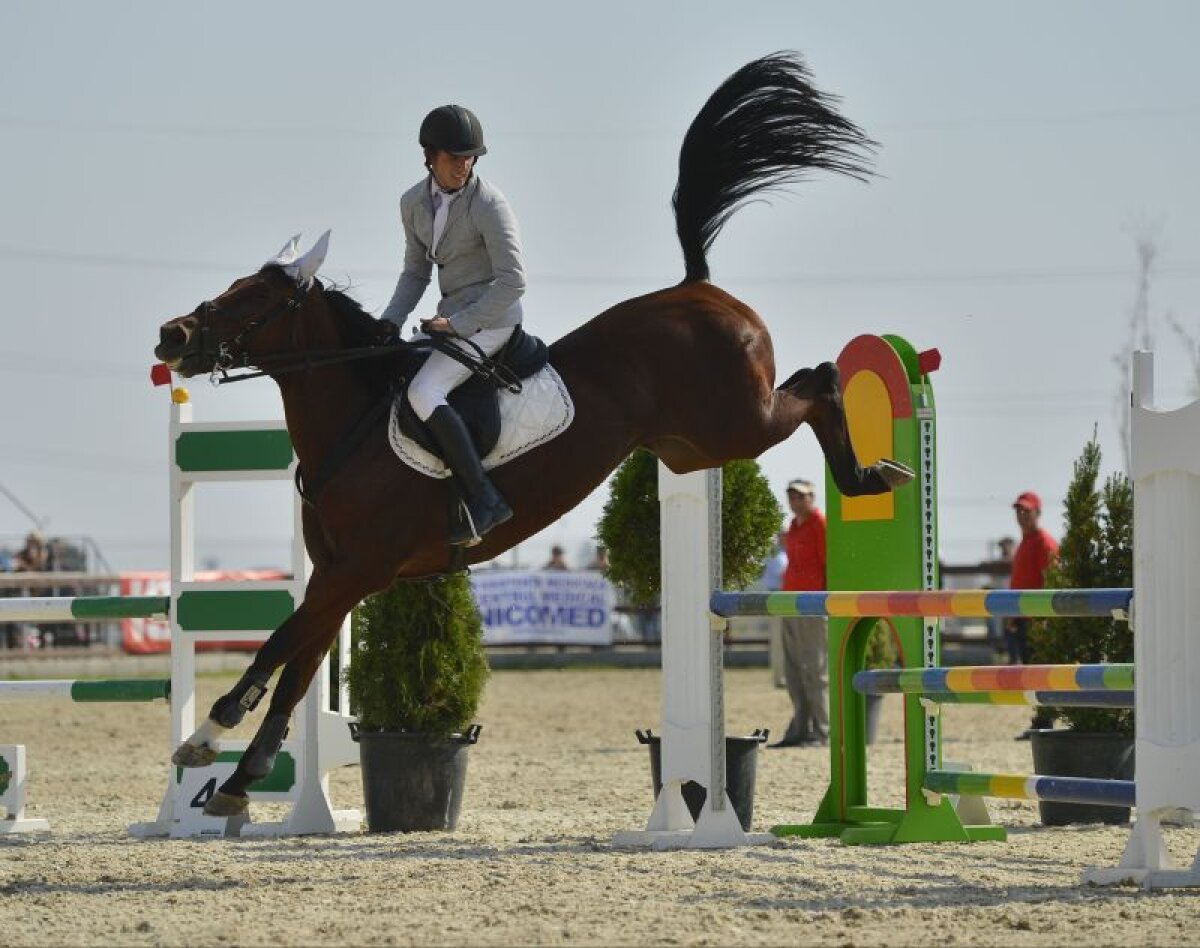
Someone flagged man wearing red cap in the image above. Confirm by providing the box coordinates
[769,478,829,748]
[1008,490,1059,737]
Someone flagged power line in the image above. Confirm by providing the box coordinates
[2,243,1199,289]
[2,103,1198,140]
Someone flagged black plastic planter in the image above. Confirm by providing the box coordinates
[637,728,768,831]
[351,723,482,832]
[1029,729,1134,826]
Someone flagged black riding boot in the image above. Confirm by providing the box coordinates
[425,405,513,545]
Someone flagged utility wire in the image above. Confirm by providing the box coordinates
[2,243,1199,288]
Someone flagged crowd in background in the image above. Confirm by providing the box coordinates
[1,531,97,648]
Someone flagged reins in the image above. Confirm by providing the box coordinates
[197,284,526,506]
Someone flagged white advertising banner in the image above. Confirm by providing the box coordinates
[471,569,615,646]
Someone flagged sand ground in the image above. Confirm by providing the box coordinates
[1,667,1197,946]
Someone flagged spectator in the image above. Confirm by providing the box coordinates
[13,531,49,573]
[769,479,828,748]
[761,531,788,592]
[1007,491,1059,739]
[0,547,14,648]
[986,535,1017,650]
[761,532,789,688]
[11,531,51,648]
[587,545,610,572]
[544,545,570,570]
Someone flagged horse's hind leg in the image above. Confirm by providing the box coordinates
[779,362,913,496]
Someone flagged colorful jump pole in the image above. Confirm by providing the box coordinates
[710,588,1132,620]
[0,679,170,702]
[853,663,1134,695]
[925,770,1136,809]
[915,690,1134,709]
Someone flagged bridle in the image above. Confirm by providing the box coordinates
[193,281,409,387]
[190,279,520,392]
[194,283,309,386]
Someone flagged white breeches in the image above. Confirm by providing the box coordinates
[406,326,516,422]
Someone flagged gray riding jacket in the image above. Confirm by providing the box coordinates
[381,173,526,336]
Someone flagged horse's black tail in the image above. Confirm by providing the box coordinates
[672,51,875,283]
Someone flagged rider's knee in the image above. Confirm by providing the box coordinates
[406,381,446,422]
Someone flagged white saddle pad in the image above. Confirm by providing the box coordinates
[388,366,574,479]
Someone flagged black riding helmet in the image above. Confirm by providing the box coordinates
[418,105,487,157]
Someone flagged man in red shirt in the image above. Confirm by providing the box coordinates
[1007,490,1059,738]
[769,478,829,748]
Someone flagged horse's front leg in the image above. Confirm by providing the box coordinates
[198,570,375,817]
[170,609,311,769]
[171,558,377,765]
[201,627,343,816]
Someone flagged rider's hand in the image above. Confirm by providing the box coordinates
[421,316,455,336]
[374,320,399,345]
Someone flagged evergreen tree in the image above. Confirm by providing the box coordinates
[598,449,782,606]
[1029,434,1134,734]
[347,573,489,736]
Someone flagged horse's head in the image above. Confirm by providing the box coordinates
[154,232,330,378]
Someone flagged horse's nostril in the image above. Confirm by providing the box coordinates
[160,323,189,349]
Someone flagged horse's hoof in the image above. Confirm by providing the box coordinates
[172,741,218,768]
[877,458,914,488]
[203,791,249,817]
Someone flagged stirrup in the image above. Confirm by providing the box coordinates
[453,502,484,547]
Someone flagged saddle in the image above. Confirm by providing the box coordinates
[395,326,550,461]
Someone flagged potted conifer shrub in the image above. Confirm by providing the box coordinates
[598,449,780,828]
[1027,435,1134,826]
[346,573,489,832]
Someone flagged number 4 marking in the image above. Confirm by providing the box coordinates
[190,777,218,809]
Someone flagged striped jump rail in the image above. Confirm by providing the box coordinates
[925,769,1135,809]
[853,663,1134,695]
[911,690,1133,709]
[709,588,1133,620]
[0,679,171,702]
[0,596,170,623]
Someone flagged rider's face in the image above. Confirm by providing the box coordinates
[430,150,475,191]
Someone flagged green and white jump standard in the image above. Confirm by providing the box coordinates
[0,745,48,834]
[129,400,359,839]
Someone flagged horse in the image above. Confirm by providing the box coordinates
[154,51,911,817]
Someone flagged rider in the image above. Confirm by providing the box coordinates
[379,104,525,545]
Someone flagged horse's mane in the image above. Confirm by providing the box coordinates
[320,281,379,346]
[317,278,407,399]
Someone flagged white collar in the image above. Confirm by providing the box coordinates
[430,177,463,202]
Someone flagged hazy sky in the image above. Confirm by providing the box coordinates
[2,1,1198,573]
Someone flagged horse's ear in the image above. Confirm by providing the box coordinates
[267,234,303,268]
[293,230,331,286]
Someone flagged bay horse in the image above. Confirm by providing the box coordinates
[154,52,911,817]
